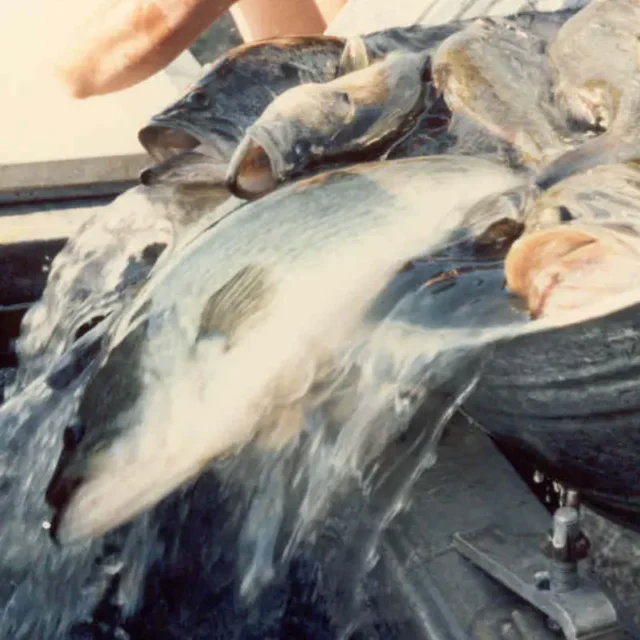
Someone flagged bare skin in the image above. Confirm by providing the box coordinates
[52,0,344,99]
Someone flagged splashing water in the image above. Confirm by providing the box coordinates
[226,259,531,607]
[9,185,239,397]
[0,185,245,638]
[0,329,165,638]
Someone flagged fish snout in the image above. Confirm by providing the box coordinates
[505,224,640,318]
[138,123,202,163]
[138,117,237,187]
[226,85,358,199]
[226,134,280,201]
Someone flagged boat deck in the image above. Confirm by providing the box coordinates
[326,0,587,34]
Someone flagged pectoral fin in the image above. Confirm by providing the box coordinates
[198,265,275,346]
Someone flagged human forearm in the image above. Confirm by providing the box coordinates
[53,0,232,98]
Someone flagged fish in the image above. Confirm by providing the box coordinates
[137,36,347,187]
[547,0,640,132]
[535,0,640,188]
[225,50,433,200]
[43,155,525,545]
[431,15,571,169]
[138,8,582,191]
[506,162,640,319]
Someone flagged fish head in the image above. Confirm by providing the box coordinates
[138,79,237,188]
[546,0,640,132]
[505,222,640,319]
[226,51,432,200]
[514,161,640,317]
[433,17,568,166]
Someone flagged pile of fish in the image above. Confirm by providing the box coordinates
[5,0,640,636]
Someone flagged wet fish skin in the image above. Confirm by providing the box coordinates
[535,1,640,189]
[432,15,570,169]
[226,51,432,200]
[44,155,524,546]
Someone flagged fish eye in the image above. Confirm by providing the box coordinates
[336,91,352,108]
[187,89,210,108]
[294,140,311,160]
[558,205,574,222]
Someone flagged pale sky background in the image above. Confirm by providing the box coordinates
[0,1,201,164]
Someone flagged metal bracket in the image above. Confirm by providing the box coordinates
[453,524,623,640]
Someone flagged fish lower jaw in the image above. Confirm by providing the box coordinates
[527,243,640,319]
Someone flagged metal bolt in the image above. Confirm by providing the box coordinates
[552,506,579,550]
[549,506,580,593]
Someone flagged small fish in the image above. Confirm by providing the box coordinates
[44,155,524,545]
[548,0,640,131]
[137,36,347,187]
[432,16,570,168]
[226,51,432,200]
[507,163,640,318]
[535,1,640,188]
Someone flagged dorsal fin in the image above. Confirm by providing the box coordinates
[339,36,371,75]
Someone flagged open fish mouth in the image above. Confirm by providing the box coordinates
[226,130,283,201]
[138,123,234,187]
[138,123,203,162]
[505,224,640,319]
